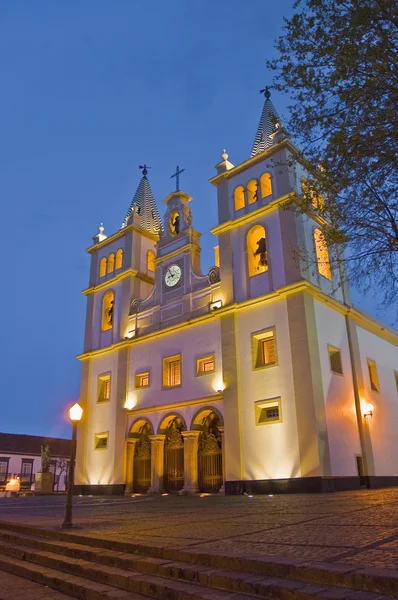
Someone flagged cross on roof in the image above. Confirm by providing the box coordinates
[170,165,185,192]
[139,164,151,176]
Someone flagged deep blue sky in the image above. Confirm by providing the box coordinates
[1,1,390,439]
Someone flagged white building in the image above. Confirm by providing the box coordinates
[75,90,398,495]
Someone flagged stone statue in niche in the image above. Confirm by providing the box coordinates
[172,214,180,235]
[253,185,258,202]
[40,445,51,473]
[106,300,114,325]
[254,237,267,270]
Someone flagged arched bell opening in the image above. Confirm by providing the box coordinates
[133,422,152,493]
[163,416,185,493]
[197,411,223,493]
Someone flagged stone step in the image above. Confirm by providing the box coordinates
[0,528,396,600]
[0,539,256,600]
[0,552,147,599]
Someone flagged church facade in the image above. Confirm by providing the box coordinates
[75,91,398,495]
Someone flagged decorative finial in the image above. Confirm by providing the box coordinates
[221,149,228,161]
[259,86,271,100]
[99,223,104,235]
[170,165,185,192]
[139,164,151,177]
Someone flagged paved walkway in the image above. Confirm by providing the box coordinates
[1,488,398,571]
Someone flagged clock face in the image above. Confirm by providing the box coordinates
[164,264,182,287]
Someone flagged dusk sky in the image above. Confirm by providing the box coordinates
[1,1,391,439]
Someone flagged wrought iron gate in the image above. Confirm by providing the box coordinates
[133,425,151,492]
[198,433,222,493]
[164,420,184,493]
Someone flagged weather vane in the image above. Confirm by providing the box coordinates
[259,86,271,100]
[139,164,151,176]
[170,165,185,192]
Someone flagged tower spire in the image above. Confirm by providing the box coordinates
[121,166,162,234]
[251,87,284,157]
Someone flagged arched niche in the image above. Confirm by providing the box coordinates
[107,253,115,274]
[234,186,245,211]
[247,179,258,205]
[260,172,272,198]
[101,290,114,331]
[314,228,332,280]
[115,249,123,270]
[158,413,186,434]
[147,250,156,273]
[128,417,154,439]
[247,224,268,277]
[99,257,107,278]
[190,406,224,431]
[169,210,180,236]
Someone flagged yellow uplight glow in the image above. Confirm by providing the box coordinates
[124,393,137,410]
[363,402,375,419]
[213,377,225,393]
[69,403,83,422]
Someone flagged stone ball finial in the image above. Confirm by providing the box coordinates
[221,149,228,161]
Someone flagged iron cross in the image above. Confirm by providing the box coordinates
[170,165,185,191]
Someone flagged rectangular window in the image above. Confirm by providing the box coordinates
[328,346,343,375]
[367,359,379,392]
[197,355,215,376]
[163,355,181,388]
[20,460,33,483]
[94,432,109,450]
[255,398,282,426]
[97,374,111,403]
[252,328,277,370]
[135,372,150,388]
[0,459,9,483]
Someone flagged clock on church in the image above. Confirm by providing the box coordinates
[164,264,182,287]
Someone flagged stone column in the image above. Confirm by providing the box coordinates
[219,426,226,494]
[148,435,166,493]
[182,431,201,494]
[124,439,137,495]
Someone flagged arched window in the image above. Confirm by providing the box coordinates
[234,186,245,211]
[301,178,324,210]
[147,250,156,273]
[101,291,114,331]
[107,253,115,274]
[260,172,272,198]
[99,257,107,278]
[115,249,123,270]
[247,225,268,277]
[247,180,258,205]
[314,229,332,280]
[169,211,180,236]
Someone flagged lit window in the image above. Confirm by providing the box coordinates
[255,398,282,425]
[99,257,107,278]
[367,359,379,392]
[115,249,123,270]
[247,179,258,205]
[252,328,277,369]
[107,253,115,274]
[301,178,324,210]
[234,186,245,211]
[247,225,268,277]
[314,229,332,280]
[395,371,398,394]
[97,374,111,402]
[163,355,181,388]
[260,172,272,198]
[328,346,343,375]
[197,355,215,376]
[94,432,108,450]
[147,250,156,273]
[101,291,114,331]
[214,245,220,268]
[135,372,150,388]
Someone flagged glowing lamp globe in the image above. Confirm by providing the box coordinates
[367,403,374,413]
[69,403,83,422]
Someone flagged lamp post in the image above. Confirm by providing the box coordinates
[62,402,83,529]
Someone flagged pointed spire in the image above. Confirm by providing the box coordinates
[251,87,284,157]
[121,165,162,234]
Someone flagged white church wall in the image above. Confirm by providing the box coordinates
[313,301,361,476]
[356,326,398,476]
[126,319,223,418]
[235,298,300,481]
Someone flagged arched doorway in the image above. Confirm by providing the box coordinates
[133,422,152,493]
[164,417,184,493]
[198,412,223,493]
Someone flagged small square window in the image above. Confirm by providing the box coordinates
[94,432,109,450]
[367,359,379,392]
[163,355,181,388]
[135,372,150,388]
[255,398,282,425]
[197,355,215,376]
[328,346,343,375]
[97,374,111,403]
[252,328,277,370]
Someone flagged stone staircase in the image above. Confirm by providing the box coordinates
[0,522,396,600]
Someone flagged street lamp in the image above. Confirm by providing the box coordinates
[62,402,83,529]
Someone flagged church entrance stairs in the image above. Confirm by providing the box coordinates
[0,522,397,600]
